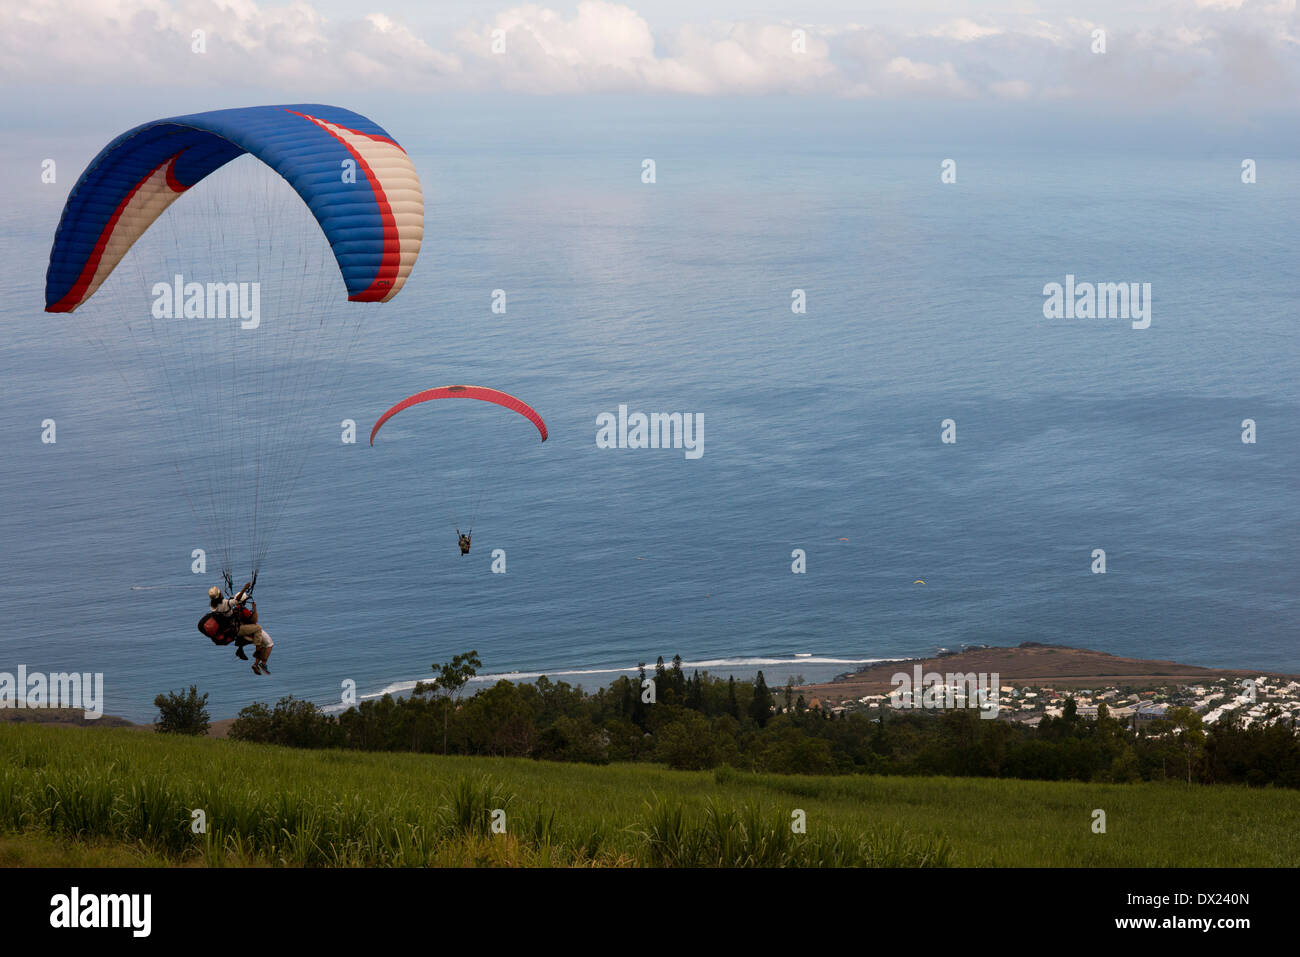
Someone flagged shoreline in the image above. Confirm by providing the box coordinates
[5,643,1297,734]
[797,641,1299,705]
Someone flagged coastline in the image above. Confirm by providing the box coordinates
[796,642,1299,706]
[5,643,1297,734]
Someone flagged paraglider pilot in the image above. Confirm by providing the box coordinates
[458,530,471,555]
[208,583,274,675]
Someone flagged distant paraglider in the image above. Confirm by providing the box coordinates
[370,386,547,552]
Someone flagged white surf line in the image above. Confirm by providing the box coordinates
[320,656,897,713]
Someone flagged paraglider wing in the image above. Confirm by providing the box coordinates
[369,386,549,445]
[45,104,424,312]
[42,104,425,586]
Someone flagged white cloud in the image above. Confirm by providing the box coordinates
[883,56,970,96]
[1,0,1297,105]
[928,19,1004,43]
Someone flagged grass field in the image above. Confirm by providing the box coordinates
[2,723,1297,867]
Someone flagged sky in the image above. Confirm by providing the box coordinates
[2,0,1298,115]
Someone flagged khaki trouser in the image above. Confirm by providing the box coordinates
[240,624,273,650]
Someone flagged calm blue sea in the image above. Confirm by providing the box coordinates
[2,99,1297,721]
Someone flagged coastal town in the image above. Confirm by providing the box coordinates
[837,673,1300,728]
[803,643,1300,729]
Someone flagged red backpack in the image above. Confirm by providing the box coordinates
[197,612,235,645]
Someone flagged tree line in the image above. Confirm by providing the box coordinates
[186,653,1300,788]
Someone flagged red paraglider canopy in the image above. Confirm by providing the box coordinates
[369,385,548,446]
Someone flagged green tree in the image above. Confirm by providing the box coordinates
[632,663,649,728]
[685,670,704,712]
[749,671,774,727]
[1061,696,1079,730]
[537,714,609,763]
[153,685,210,735]
[670,654,686,701]
[229,701,273,743]
[269,695,337,748]
[756,725,835,774]
[461,679,536,756]
[1168,706,1206,784]
[655,711,720,770]
[429,650,482,754]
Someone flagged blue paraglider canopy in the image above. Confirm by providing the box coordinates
[46,104,424,312]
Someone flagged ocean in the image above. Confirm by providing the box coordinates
[1,98,1297,721]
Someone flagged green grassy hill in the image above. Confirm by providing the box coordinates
[3,723,1296,867]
